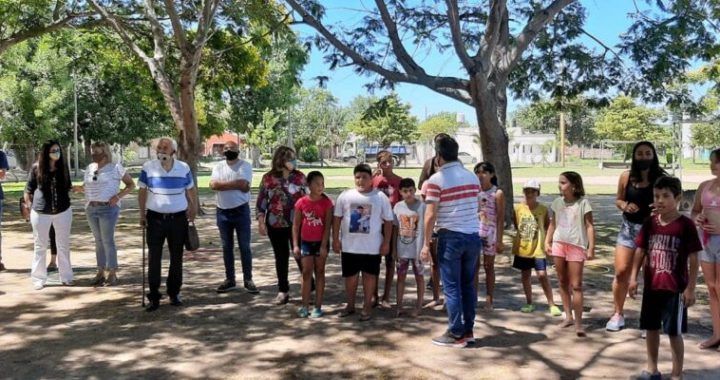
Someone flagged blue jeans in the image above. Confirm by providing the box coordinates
[217,204,253,282]
[437,229,481,337]
[86,204,120,269]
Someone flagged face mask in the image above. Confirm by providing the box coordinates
[636,159,652,171]
[157,153,171,161]
[91,153,103,163]
[49,152,61,161]
[224,150,239,161]
[285,159,297,171]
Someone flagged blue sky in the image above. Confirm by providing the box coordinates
[294,0,640,123]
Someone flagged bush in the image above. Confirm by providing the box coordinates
[300,145,319,163]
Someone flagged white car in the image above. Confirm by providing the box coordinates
[458,152,477,164]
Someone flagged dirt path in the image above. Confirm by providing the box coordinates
[1,194,718,379]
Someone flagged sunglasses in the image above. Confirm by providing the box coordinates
[92,170,98,181]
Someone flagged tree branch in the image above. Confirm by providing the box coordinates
[193,0,221,49]
[0,14,78,54]
[286,0,467,94]
[144,0,166,64]
[374,0,425,77]
[477,0,507,73]
[162,0,191,58]
[445,0,475,72]
[580,27,622,60]
[503,0,574,73]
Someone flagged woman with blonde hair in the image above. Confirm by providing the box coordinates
[78,142,135,286]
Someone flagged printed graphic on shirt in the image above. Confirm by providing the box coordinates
[398,212,419,244]
[648,234,680,279]
[349,203,372,234]
[517,212,539,254]
[303,209,323,228]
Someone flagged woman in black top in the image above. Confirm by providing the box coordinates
[25,141,74,290]
[606,141,668,331]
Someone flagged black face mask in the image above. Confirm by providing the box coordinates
[224,150,239,160]
[636,159,653,171]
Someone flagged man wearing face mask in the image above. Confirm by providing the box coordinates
[138,137,198,312]
[210,140,258,294]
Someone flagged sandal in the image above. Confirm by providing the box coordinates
[576,329,587,337]
[338,309,356,318]
[359,313,372,321]
[558,319,574,328]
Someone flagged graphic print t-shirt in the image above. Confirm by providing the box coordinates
[513,203,548,258]
[393,199,425,260]
[550,197,593,249]
[635,214,703,292]
[335,188,393,254]
[295,194,334,242]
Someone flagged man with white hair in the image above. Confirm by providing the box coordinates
[138,137,198,312]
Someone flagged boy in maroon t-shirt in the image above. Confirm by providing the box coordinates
[629,177,702,380]
[292,171,334,318]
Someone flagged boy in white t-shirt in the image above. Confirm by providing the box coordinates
[333,163,394,321]
[393,178,427,317]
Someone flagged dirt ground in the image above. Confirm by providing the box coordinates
[1,190,719,380]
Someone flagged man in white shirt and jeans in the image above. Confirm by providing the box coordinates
[138,137,197,312]
[210,140,258,294]
[421,135,481,347]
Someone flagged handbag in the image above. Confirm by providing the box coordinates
[185,222,200,251]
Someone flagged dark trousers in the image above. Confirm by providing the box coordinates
[146,210,187,301]
[217,204,253,282]
[267,226,304,293]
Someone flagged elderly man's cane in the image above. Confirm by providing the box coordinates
[141,225,146,307]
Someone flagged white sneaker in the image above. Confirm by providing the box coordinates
[605,314,625,331]
[640,329,646,339]
[33,283,44,290]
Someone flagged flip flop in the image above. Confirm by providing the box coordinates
[576,329,587,337]
[338,309,356,318]
[359,313,372,321]
[558,319,574,328]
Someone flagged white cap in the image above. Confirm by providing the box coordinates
[523,179,541,190]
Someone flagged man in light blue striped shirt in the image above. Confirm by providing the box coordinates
[138,137,197,312]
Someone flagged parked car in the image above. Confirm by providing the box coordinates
[458,152,477,164]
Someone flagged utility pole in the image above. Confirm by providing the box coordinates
[74,80,79,177]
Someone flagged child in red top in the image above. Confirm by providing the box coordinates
[292,171,334,318]
[629,177,702,380]
[372,150,402,309]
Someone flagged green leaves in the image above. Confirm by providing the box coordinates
[417,112,463,141]
[593,96,670,142]
[347,93,418,147]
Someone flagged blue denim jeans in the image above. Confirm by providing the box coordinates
[86,204,120,269]
[437,229,481,337]
[217,203,253,282]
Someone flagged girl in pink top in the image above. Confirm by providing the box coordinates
[473,162,505,310]
[691,148,720,349]
[293,171,334,318]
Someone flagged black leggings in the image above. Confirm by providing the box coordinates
[267,226,304,293]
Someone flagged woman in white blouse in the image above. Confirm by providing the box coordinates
[79,143,135,286]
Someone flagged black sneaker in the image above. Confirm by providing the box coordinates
[170,295,184,306]
[432,331,467,348]
[145,300,160,312]
[217,280,237,293]
[244,280,259,294]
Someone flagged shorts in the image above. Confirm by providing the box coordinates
[341,252,381,277]
[396,258,428,276]
[300,241,322,257]
[480,237,497,256]
[512,256,548,271]
[550,242,586,262]
[640,289,687,336]
[616,218,642,249]
[700,235,720,263]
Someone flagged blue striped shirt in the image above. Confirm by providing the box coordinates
[138,159,194,213]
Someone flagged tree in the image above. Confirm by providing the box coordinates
[285,0,625,221]
[87,0,297,213]
[417,112,464,141]
[691,122,720,150]
[0,0,94,54]
[348,93,418,147]
[513,97,597,146]
[288,87,345,164]
[593,96,670,143]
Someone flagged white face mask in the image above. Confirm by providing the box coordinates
[49,152,61,161]
[157,153,171,161]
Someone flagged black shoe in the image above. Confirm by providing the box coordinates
[47,263,58,272]
[169,295,184,306]
[426,280,433,290]
[145,300,160,312]
[244,280,259,294]
[217,280,237,293]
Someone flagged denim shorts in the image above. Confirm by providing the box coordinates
[300,241,322,257]
[512,256,547,271]
[700,235,720,263]
[616,218,643,249]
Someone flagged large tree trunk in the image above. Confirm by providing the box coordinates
[176,68,202,215]
[472,77,514,227]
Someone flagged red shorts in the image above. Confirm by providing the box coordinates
[550,242,586,262]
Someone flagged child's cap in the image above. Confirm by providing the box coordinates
[523,179,541,190]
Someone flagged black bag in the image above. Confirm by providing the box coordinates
[185,222,200,251]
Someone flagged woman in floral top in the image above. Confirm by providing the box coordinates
[256,146,307,304]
